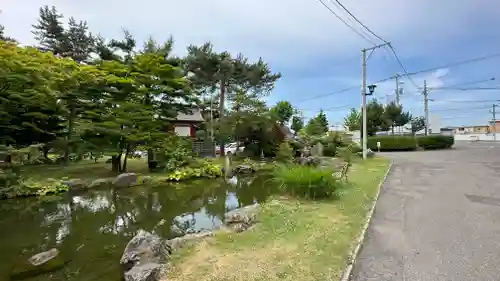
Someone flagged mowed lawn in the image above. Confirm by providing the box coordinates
[166,157,391,281]
[20,158,150,183]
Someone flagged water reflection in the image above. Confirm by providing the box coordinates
[0,173,276,281]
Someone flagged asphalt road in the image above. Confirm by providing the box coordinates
[351,142,500,281]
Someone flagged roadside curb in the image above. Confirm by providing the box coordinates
[339,159,394,281]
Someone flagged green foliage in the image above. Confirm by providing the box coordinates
[291,115,304,135]
[367,135,454,151]
[242,158,260,171]
[167,160,222,181]
[365,100,389,136]
[408,116,426,134]
[2,6,282,175]
[276,142,294,163]
[367,136,417,151]
[271,101,294,125]
[343,108,360,131]
[417,135,454,149]
[305,110,329,136]
[0,177,69,198]
[273,164,340,199]
[153,136,194,171]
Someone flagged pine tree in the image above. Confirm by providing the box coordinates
[64,17,94,62]
[32,5,67,55]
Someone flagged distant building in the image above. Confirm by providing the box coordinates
[440,125,490,135]
[489,120,500,134]
[170,108,204,137]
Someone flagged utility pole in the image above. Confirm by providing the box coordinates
[423,80,429,136]
[362,42,390,160]
[395,74,400,105]
[491,104,497,141]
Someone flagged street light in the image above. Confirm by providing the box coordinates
[367,84,377,96]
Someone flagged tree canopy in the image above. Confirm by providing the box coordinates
[0,5,283,169]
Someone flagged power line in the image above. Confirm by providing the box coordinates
[295,52,500,103]
[432,87,500,91]
[332,0,387,43]
[404,52,500,77]
[387,44,421,89]
[330,0,420,91]
[429,105,491,113]
[431,99,500,104]
[429,77,495,89]
[316,0,376,45]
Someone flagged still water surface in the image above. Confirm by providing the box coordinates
[0,174,276,281]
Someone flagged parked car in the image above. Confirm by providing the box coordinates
[215,142,244,155]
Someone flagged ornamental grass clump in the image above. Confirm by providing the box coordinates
[273,164,340,199]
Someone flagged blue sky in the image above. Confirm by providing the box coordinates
[2,0,500,127]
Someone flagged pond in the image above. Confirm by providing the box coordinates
[0,173,278,281]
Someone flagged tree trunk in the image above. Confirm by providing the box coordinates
[42,146,50,159]
[121,146,130,173]
[111,154,121,173]
[64,104,76,166]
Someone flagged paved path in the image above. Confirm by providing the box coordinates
[351,142,500,281]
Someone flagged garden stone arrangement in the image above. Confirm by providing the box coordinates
[121,204,260,281]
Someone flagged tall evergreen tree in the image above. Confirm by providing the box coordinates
[32,5,67,55]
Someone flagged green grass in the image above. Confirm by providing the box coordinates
[20,158,150,183]
[273,164,339,199]
[166,157,391,281]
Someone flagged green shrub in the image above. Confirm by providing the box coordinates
[416,135,454,149]
[323,142,337,156]
[273,164,340,199]
[367,136,417,151]
[276,142,294,163]
[167,161,222,181]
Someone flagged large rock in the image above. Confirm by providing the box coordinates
[224,204,260,233]
[234,165,255,174]
[113,173,138,187]
[88,178,113,188]
[120,230,169,281]
[166,231,214,251]
[124,263,162,281]
[10,248,68,280]
[63,179,87,191]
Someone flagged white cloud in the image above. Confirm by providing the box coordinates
[1,0,498,67]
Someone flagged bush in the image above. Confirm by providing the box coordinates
[273,164,340,199]
[276,142,294,163]
[416,135,454,149]
[323,142,337,157]
[167,160,222,181]
[367,136,417,151]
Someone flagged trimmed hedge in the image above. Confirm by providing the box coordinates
[417,135,454,149]
[367,135,454,151]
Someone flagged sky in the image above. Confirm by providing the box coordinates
[2,0,500,127]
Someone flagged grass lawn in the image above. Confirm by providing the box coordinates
[166,157,391,281]
[20,158,150,183]
[19,156,246,184]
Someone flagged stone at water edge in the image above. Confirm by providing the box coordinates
[234,164,255,174]
[113,173,138,187]
[28,248,59,266]
[10,248,68,280]
[224,204,260,232]
[166,231,214,251]
[120,230,169,281]
[63,179,87,191]
[88,178,113,188]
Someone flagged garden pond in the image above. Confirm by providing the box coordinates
[0,173,278,281]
